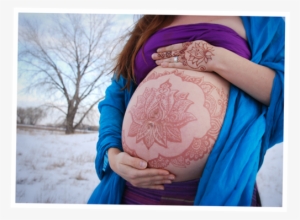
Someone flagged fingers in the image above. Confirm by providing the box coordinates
[155,56,178,64]
[133,168,175,179]
[117,152,143,169]
[152,51,182,61]
[113,151,176,190]
[120,166,175,190]
[160,62,184,69]
[156,43,183,53]
[152,42,190,61]
[154,58,187,69]
[152,49,186,70]
[129,169,175,190]
[131,172,174,186]
[122,152,148,170]
[152,47,182,61]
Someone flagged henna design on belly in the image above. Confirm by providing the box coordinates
[127,80,197,149]
[123,69,228,168]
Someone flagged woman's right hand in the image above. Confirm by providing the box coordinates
[108,148,175,190]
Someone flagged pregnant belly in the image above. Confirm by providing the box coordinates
[122,67,229,182]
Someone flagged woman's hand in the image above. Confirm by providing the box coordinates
[108,148,175,190]
[152,40,215,72]
[152,39,275,106]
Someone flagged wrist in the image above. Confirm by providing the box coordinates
[210,46,227,73]
[108,148,121,170]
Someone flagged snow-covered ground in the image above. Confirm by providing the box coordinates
[15,127,283,206]
[15,127,100,204]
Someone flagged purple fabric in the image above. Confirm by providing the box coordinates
[134,22,251,84]
[122,179,261,206]
[122,179,200,205]
[251,183,262,207]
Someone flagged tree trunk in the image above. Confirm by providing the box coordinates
[65,108,76,134]
[65,122,75,134]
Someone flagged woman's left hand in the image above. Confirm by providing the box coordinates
[152,40,216,72]
[152,40,276,106]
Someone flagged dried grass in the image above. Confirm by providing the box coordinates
[45,160,66,170]
[74,172,87,181]
[70,153,95,165]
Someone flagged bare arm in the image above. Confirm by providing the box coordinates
[211,47,274,106]
[152,41,275,106]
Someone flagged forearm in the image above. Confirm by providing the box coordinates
[212,47,275,106]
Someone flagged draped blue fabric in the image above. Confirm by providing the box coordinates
[87,16,284,205]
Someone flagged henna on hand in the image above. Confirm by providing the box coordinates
[157,51,173,59]
[156,41,215,72]
[184,41,215,71]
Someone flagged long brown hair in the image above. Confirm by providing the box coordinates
[112,15,175,90]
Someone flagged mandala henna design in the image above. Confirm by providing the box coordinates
[179,41,214,71]
[124,69,228,168]
[128,80,197,149]
[122,131,139,158]
[187,42,214,64]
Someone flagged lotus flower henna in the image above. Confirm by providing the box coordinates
[128,80,197,149]
[187,42,214,66]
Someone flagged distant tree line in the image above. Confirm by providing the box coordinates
[17,107,47,125]
[17,106,99,131]
[46,121,99,131]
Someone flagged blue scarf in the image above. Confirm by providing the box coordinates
[87,16,284,206]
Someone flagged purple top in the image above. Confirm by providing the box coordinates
[134,23,251,84]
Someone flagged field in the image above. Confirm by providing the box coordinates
[16,127,99,204]
[15,127,283,206]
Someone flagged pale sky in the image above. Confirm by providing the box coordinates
[17,13,135,107]
[17,13,135,125]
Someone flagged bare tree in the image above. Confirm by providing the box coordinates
[18,13,116,134]
[17,107,27,124]
[17,106,47,125]
[26,107,47,125]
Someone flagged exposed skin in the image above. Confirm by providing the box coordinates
[108,148,175,190]
[122,68,228,182]
[108,15,275,190]
[155,41,214,72]
[152,40,275,106]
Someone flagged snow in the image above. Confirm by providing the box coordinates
[15,127,283,206]
[16,127,100,204]
[256,143,283,207]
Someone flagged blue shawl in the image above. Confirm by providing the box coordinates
[87,16,285,206]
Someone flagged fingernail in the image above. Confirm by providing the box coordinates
[140,161,147,168]
[169,175,175,180]
[156,60,161,65]
[157,48,162,52]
